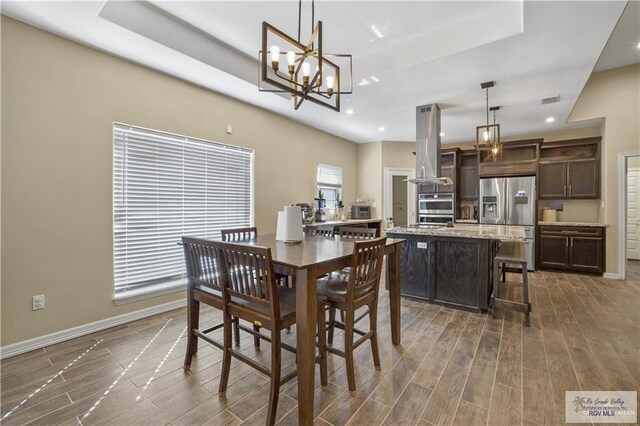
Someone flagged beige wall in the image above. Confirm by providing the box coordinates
[569,64,640,275]
[0,17,357,345]
[356,142,382,218]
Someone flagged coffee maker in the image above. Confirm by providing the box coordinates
[314,198,326,223]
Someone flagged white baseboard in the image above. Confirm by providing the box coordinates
[0,299,186,360]
[603,272,621,280]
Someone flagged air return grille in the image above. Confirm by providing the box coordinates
[541,95,560,105]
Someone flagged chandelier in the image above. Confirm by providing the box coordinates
[475,81,502,160]
[259,0,352,112]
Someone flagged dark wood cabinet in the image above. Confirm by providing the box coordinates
[539,138,601,199]
[478,139,541,178]
[537,225,605,274]
[459,150,479,200]
[387,233,493,311]
[567,159,599,198]
[539,235,570,268]
[539,162,567,198]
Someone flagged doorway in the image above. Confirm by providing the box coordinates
[618,151,640,280]
[384,168,416,227]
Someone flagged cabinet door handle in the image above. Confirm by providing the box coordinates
[563,185,567,197]
[566,237,569,247]
[569,185,572,197]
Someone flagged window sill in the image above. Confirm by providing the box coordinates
[113,279,187,305]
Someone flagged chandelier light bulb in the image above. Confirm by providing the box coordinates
[286,51,296,66]
[484,130,490,142]
[301,62,311,77]
[326,76,334,89]
[269,45,280,71]
[492,147,498,155]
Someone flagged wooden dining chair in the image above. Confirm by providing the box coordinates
[181,237,241,371]
[215,240,328,425]
[339,226,377,239]
[221,226,293,347]
[317,237,387,393]
[305,225,335,237]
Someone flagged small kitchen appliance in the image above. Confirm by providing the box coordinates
[418,193,455,225]
[351,204,371,219]
[296,203,315,224]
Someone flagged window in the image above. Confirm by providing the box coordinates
[113,123,253,301]
[317,163,342,208]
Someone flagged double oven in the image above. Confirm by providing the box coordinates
[418,193,455,225]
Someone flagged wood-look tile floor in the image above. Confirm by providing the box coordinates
[2,265,639,426]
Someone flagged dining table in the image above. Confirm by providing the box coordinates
[241,234,406,425]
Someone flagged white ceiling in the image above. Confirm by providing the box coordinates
[594,0,640,72]
[1,1,629,144]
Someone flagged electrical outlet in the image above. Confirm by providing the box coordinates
[32,295,45,310]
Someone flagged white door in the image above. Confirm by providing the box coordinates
[627,167,640,260]
[384,168,416,227]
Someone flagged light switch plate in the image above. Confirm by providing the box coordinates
[32,295,45,310]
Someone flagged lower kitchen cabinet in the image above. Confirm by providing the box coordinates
[537,226,605,274]
[386,232,494,311]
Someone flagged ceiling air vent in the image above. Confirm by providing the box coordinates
[541,95,560,105]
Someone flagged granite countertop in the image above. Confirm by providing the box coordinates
[386,223,526,241]
[304,218,382,227]
[538,221,608,228]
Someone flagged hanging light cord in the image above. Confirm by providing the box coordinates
[297,0,301,42]
[486,88,490,127]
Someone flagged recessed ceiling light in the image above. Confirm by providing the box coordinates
[439,132,446,137]
[545,117,555,123]
[378,126,386,132]
[358,79,370,86]
[637,41,640,49]
[370,25,384,39]
[346,108,354,115]
[370,76,379,82]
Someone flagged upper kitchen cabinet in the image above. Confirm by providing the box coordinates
[418,148,460,194]
[478,139,542,178]
[459,150,479,200]
[539,137,601,199]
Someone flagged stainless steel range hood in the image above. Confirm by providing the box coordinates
[407,104,452,185]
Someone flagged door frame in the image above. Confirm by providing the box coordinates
[384,168,416,226]
[617,151,640,280]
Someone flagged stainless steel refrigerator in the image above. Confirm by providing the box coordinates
[479,176,536,270]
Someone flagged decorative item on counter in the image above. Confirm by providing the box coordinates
[276,205,304,244]
[314,190,326,222]
[542,208,557,223]
[460,206,471,220]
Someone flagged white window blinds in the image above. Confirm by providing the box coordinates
[113,123,253,299]
[317,164,343,189]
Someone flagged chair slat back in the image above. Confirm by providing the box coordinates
[339,226,377,239]
[221,227,257,242]
[182,237,222,292]
[347,237,387,302]
[305,226,334,237]
[217,241,279,319]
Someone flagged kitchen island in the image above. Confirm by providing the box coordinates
[386,224,525,312]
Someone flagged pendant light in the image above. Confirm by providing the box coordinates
[475,81,501,160]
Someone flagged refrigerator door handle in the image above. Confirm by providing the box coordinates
[503,179,509,225]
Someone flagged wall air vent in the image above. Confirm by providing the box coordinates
[541,95,560,105]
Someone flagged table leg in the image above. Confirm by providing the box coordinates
[388,246,401,345]
[296,266,317,426]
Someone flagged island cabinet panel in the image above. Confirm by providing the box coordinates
[398,237,430,299]
[432,238,489,310]
[386,233,494,312]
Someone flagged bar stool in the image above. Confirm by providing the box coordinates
[491,240,531,327]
